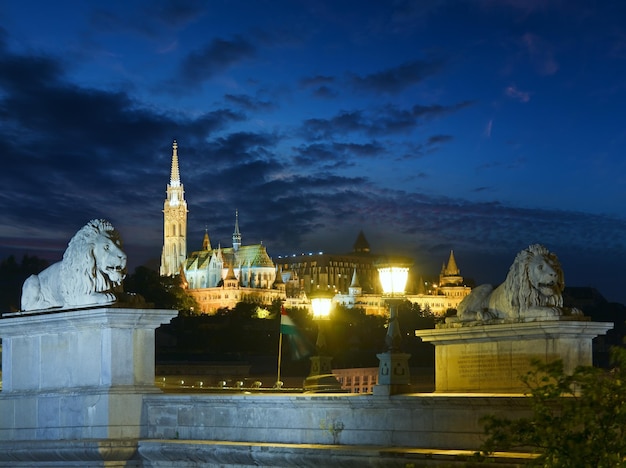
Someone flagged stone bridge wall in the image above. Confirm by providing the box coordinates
[142,392,533,450]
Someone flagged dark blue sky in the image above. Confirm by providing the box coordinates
[1,1,625,303]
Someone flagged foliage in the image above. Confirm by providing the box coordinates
[124,266,199,313]
[0,255,49,312]
[480,347,626,467]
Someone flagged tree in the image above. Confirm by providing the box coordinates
[479,347,626,467]
[124,266,198,314]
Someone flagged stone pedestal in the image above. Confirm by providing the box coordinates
[415,320,613,393]
[0,307,177,441]
[309,354,333,376]
[373,352,411,396]
[303,355,343,392]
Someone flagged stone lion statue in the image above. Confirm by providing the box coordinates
[454,244,582,323]
[21,219,127,311]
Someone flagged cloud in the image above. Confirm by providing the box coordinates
[427,134,453,145]
[300,75,335,88]
[300,101,472,139]
[505,84,531,102]
[177,35,257,86]
[293,141,385,167]
[146,0,206,27]
[0,44,246,239]
[90,0,206,37]
[224,93,275,112]
[299,75,338,98]
[350,59,445,94]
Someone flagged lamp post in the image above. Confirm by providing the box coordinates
[304,294,343,392]
[374,258,413,396]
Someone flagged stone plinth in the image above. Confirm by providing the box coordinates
[415,320,613,393]
[0,307,177,440]
[373,352,412,396]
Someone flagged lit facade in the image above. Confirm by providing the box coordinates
[333,367,378,393]
[276,231,391,298]
[183,221,286,313]
[334,251,471,316]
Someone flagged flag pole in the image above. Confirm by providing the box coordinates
[275,330,283,388]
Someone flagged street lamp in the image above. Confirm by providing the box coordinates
[304,294,343,392]
[310,296,332,353]
[374,257,413,396]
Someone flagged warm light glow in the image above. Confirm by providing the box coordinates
[311,297,332,319]
[378,266,409,296]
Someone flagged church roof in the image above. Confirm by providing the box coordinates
[186,244,274,270]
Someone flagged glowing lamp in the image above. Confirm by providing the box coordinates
[377,266,409,296]
[373,257,414,396]
[311,297,332,320]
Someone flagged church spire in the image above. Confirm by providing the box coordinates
[232,209,241,251]
[445,250,460,276]
[348,267,362,296]
[170,140,180,186]
[202,228,211,251]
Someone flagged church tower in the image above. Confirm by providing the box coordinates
[160,140,188,276]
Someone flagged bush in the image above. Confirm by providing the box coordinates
[480,347,626,467]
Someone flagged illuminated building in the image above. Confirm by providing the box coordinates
[160,143,469,315]
[183,213,286,313]
[160,142,284,313]
[334,250,471,316]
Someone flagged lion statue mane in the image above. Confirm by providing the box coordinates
[21,219,127,311]
[454,244,581,323]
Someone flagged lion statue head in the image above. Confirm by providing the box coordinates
[21,219,127,311]
[503,244,564,311]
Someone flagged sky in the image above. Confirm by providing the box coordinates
[0,0,625,304]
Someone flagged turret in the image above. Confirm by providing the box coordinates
[352,230,370,254]
[348,268,362,296]
[202,228,211,251]
[439,250,463,286]
[232,209,241,252]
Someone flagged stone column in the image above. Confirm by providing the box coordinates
[373,298,412,396]
[416,319,613,393]
[0,307,177,441]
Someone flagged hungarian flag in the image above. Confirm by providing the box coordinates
[280,305,298,335]
[280,305,314,360]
